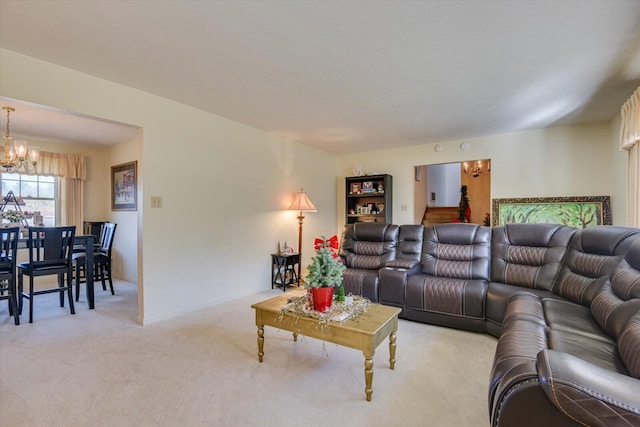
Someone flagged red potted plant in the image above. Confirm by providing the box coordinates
[305,235,346,312]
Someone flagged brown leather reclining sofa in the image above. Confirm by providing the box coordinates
[339,222,640,427]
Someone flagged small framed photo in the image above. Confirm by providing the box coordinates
[362,181,373,190]
[351,182,360,194]
[111,161,138,211]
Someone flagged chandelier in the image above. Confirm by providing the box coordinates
[2,106,39,173]
[463,159,490,178]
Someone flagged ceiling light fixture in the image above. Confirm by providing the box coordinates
[2,106,39,173]
[463,160,490,178]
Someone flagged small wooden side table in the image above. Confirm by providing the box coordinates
[271,253,301,291]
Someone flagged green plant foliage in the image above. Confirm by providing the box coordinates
[305,247,345,288]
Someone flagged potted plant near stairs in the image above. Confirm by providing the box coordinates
[305,235,346,312]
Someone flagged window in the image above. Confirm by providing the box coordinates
[1,173,58,226]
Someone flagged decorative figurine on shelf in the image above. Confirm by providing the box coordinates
[277,241,282,255]
[378,182,384,193]
[353,164,364,177]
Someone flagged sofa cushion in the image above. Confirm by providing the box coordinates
[340,223,398,270]
[491,223,575,291]
[542,299,611,343]
[619,313,640,379]
[591,283,640,339]
[554,226,640,306]
[590,239,640,337]
[421,223,491,280]
[547,329,627,374]
[397,224,423,262]
[405,275,487,319]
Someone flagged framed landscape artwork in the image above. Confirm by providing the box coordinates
[111,161,137,211]
[492,196,611,228]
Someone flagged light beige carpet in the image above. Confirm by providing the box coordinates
[0,281,497,427]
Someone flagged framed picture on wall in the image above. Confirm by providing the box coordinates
[491,195,611,228]
[111,161,137,211]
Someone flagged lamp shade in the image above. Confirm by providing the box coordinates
[288,188,317,212]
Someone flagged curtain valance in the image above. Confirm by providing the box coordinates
[620,87,640,150]
[29,151,87,179]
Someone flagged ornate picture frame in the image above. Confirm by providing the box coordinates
[492,195,611,228]
[111,161,137,211]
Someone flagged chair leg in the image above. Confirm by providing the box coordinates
[29,276,34,324]
[17,273,23,315]
[75,262,81,302]
[98,263,107,292]
[67,271,75,315]
[9,278,19,325]
[107,262,114,295]
[58,274,65,307]
[97,264,107,291]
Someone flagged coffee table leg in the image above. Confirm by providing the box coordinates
[389,331,397,369]
[364,355,374,401]
[257,325,264,362]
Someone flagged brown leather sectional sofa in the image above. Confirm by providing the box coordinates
[339,222,640,427]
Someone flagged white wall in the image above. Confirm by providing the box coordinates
[106,136,142,283]
[427,163,460,207]
[337,121,628,233]
[1,49,338,324]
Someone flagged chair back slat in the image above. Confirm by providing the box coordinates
[84,221,106,240]
[99,223,117,254]
[0,227,19,273]
[27,227,76,267]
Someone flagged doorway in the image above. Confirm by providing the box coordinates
[414,159,491,225]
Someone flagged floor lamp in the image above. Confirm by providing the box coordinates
[288,188,317,254]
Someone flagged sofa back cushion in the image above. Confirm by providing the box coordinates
[619,313,640,379]
[340,223,399,270]
[591,236,640,340]
[421,223,491,280]
[491,223,575,291]
[397,225,424,261]
[554,226,640,306]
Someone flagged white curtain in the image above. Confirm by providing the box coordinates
[620,87,640,227]
[25,151,86,230]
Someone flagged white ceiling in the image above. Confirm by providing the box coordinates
[1,1,639,153]
[0,97,140,146]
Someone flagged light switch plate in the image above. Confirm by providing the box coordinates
[151,196,163,208]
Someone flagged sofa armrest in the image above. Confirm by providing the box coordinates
[384,259,420,274]
[537,349,640,423]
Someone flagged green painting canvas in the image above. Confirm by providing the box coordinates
[492,196,611,228]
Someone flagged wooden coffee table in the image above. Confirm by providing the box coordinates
[251,292,401,401]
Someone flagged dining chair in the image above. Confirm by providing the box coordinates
[74,222,117,301]
[0,227,20,325]
[73,221,106,253]
[18,226,76,323]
